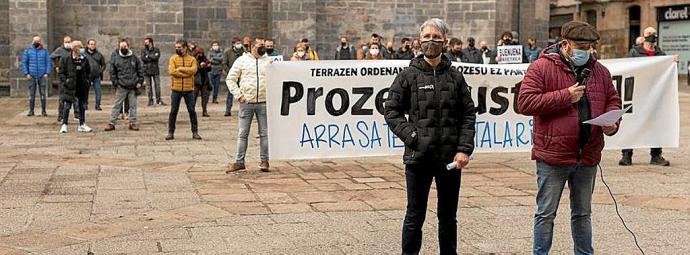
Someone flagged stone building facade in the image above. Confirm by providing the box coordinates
[550,0,690,76]
[2,0,549,97]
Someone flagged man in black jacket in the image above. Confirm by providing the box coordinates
[444,37,464,62]
[84,39,106,111]
[393,38,414,60]
[334,36,356,60]
[142,38,165,106]
[385,18,476,255]
[52,35,79,123]
[619,26,678,167]
[461,37,483,64]
[58,41,92,134]
[105,39,144,131]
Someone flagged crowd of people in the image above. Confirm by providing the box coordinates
[18,15,688,254]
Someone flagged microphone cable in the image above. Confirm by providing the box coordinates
[598,164,645,255]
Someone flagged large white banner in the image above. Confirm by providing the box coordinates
[266,56,679,160]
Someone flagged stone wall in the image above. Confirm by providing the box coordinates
[8,0,48,97]
[183,0,268,47]
[0,0,9,95]
[5,0,551,97]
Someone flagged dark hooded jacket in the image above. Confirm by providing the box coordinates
[84,49,106,80]
[628,44,666,58]
[110,49,144,89]
[518,44,622,166]
[385,55,476,165]
[58,53,91,102]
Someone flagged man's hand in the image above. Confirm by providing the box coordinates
[136,83,142,89]
[603,123,618,135]
[42,74,48,79]
[25,75,31,80]
[453,152,470,169]
[568,83,585,103]
[673,55,680,63]
[238,96,247,104]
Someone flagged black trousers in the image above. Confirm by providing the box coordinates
[168,91,198,134]
[402,160,462,255]
[622,148,662,157]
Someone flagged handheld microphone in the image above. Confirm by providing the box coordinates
[576,68,592,86]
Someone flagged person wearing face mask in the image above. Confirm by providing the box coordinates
[384,41,395,59]
[83,39,106,111]
[192,47,212,117]
[222,37,243,116]
[334,36,356,60]
[165,39,200,140]
[365,43,384,60]
[385,18,476,255]
[207,41,224,104]
[392,37,414,60]
[290,43,311,61]
[299,38,319,61]
[460,37,482,64]
[53,36,80,123]
[57,41,92,134]
[104,39,144,132]
[518,21,622,255]
[500,31,520,46]
[141,38,165,106]
[226,37,271,173]
[241,36,251,53]
[620,27,677,167]
[22,35,51,117]
[443,37,464,62]
[264,39,280,57]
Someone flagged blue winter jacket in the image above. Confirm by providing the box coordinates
[22,44,52,77]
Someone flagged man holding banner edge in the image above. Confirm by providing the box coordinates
[384,18,476,255]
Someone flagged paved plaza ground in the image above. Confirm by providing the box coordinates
[0,85,689,254]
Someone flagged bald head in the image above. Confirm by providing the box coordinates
[643,27,657,37]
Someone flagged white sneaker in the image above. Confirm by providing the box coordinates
[59,124,68,133]
[78,124,93,133]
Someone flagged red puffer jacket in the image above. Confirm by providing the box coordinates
[518,45,621,166]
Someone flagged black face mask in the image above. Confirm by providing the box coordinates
[481,46,488,51]
[120,48,129,55]
[33,42,40,48]
[266,48,274,55]
[176,49,184,56]
[404,45,410,51]
[341,42,347,47]
[645,35,657,44]
[257,46,266,56]
[243,44,250,49]
[469,43,475,48]
[421,40,444,59]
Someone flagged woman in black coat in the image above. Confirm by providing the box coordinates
[58,41,92,133]
[192,47,212,117]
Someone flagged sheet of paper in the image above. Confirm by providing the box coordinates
[582,105,632,126]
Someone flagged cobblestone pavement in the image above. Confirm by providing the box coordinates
[0,88,689,255]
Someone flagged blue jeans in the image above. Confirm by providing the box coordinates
[533,160,596,255]
[208,73,221,102]
[225,92,234,114]
[27,76,47,113]
[168,91,198,134]
[235,103,268,163]
[402,161,461,255]
[91,78,102,108]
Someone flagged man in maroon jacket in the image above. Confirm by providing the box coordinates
[518,21,622,255]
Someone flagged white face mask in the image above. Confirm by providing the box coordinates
[297,51,305,57]
[234,44,242,50]
[64,43,72,49]
[212,46,220,50]
[369,49,379,56]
